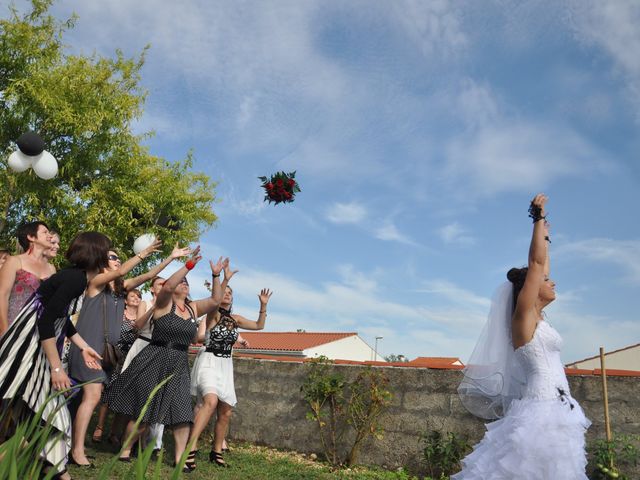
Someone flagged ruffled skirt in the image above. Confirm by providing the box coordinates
[190,348,237,407]
[453,396,590,479]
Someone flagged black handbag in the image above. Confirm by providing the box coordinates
[101,293,123,371]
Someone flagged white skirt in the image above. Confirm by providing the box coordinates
[190,348,237,407]
[120,336,151,372]
[453,395,590,479]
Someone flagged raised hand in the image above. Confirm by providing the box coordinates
[258,288,273,305]
[223,258,239,283]
[170,242,192,259]
[210,256,225,276]
[531,193,548,215]
[140,238,163,259]
[187,245,202,267]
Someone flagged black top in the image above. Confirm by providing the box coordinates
[36,268,87,340]
[205,309,238,357]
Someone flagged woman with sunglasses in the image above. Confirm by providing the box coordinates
[108,250,229,471]
[67,241,191,467]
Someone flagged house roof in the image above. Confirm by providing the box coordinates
[234,332,358,352]
[565,342,640,367]
[407,357,465,368]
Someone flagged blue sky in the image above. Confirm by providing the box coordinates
[20,0,640,362]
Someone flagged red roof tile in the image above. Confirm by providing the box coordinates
[407,357,464,368]
[234,332,358,351]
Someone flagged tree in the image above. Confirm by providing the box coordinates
[384,354,409,362]
[0,0,217,261]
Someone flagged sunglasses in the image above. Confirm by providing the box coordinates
[108,254,120,261]
[179,278,189,286]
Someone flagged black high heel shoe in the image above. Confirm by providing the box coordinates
[185,449,198,471]
[68,452,94,468]
[209,450,229,468]
[171,461,193,474]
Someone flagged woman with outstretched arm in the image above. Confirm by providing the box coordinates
[454,194,590,479]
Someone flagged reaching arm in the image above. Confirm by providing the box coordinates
[512,194,548,347]
[233,289,273,330]
[89,239,162,292]
[155,246,201,310]
[123,243,191,290]
[193,257,232,323]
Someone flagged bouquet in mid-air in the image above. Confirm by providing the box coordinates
[258,171,301,205]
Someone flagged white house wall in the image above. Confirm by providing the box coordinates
[303,335,385,362]
[568,346,640,371]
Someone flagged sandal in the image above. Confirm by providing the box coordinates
[185,449,197,471]
[91,425,103,443]
[172,461,193,474]
[50,468,70,480]
[209,450,229,468]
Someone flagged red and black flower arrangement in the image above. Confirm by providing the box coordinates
[259,171,301,205]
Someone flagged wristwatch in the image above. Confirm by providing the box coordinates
[53,367,61,373]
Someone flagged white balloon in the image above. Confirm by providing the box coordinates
[7,150,33,173]
[133,233,156,255]
[32,150,58,179]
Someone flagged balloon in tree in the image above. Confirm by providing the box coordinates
[7,131,59,179]
[258,171,301,205]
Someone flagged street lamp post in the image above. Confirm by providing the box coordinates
[374,336,383,361]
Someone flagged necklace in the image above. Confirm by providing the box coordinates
[175,302,187,313]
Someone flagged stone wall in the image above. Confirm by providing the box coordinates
[225,357,640,475]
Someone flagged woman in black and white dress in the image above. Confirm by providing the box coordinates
[0,232,108,480]
[187,265,272,469]
[108,250,228,470]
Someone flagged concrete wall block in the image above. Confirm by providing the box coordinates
[223,357,640,475]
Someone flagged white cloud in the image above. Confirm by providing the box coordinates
[444,121,608,197]
[555,238,640,283]
[336,264,378,293]
[437,222,475,246]
[213,262,494,359]
[570,1,640,113]
[374,222,417,246]
[416,280,491,309]
[325,202,367,225]
[394,0,467,59]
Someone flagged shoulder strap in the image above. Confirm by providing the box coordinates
[102,292,109,342]
[185,302,196,321]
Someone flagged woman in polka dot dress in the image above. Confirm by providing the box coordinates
[108,248,229,469]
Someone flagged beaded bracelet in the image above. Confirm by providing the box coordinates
[528,203,546,223]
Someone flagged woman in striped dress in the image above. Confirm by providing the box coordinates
[0,232,109,480]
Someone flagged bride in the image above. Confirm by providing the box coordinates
[454,194,590,479]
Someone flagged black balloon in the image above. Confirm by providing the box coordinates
[17,131,45,157]
[156,215,170,228]
[157,214,181,231]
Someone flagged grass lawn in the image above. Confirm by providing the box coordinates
[69,441,419,480]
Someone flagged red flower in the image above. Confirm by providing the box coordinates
[276,179,284,187]
[285,191,292,199]
[266,182,273,190]
[288,178,296,187]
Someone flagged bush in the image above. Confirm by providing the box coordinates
[421,429,470,479]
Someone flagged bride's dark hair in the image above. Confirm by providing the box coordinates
[507,267,528,312]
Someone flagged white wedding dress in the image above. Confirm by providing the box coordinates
[453,320,591,479]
